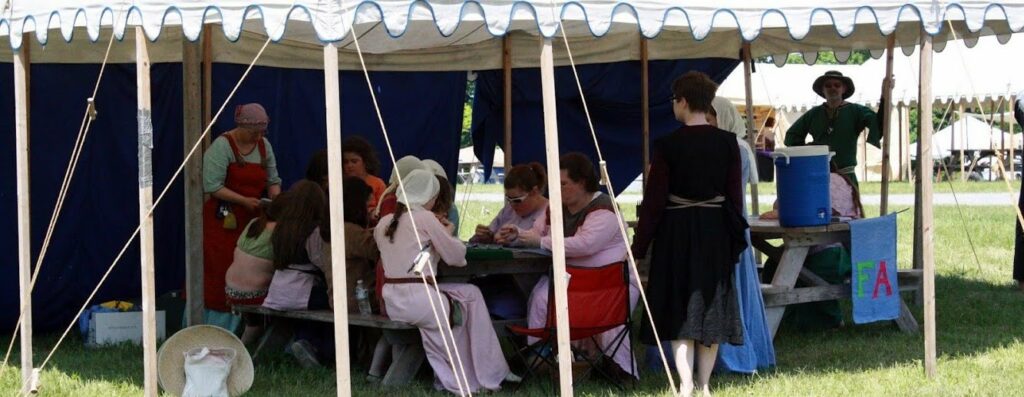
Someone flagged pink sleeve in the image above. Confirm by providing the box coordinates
[420,211,468,267]
[542,209,620,256]
[533,209,550,237]
[829,174,861,218]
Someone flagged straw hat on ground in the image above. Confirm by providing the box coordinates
[158,325,254,396]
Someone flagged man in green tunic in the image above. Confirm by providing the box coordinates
[784,71,884,186]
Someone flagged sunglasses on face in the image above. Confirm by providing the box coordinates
[505,194,529,204]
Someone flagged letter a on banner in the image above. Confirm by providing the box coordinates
[849,214,900,323]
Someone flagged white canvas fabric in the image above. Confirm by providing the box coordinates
[0,1,1021,69]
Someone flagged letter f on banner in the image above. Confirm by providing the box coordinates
[856,261,874,298]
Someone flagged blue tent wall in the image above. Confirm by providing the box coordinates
[0,64,466,332]
[0,63,187,332]
[209,65,467,186]
[471,59,741,193]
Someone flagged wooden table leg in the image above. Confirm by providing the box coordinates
[253,319,294,363]
[764,307,786,341]
[765,245,810,340]
[895,300,920,333]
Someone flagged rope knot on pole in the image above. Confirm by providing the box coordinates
[86,98,98,121]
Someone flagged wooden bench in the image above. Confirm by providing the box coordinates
[233,305,524,386]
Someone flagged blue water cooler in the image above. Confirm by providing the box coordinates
[772,146,832,227]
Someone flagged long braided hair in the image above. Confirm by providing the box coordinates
[383,203,408,243]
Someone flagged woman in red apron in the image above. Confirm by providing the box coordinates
[202,103,282,329]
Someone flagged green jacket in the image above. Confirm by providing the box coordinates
[784,102,882,171]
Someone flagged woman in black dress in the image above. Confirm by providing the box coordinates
[632,71,748,397]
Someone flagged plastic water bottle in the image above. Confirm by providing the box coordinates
[355,280,372,315]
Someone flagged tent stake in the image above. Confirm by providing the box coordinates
[13,37,33,396]
[881,34,895,214]
[540,38,574,396]
[323,43,353,396]
[135,26,160,397]
[918,29,938,379]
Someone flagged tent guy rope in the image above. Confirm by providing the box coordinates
[1,2,126,377]
[34,31,279,377]
[553,10,679,395]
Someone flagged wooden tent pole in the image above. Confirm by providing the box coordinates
[13,39,33,395]
[959,101,965,181]
[742,43,760,216]
[918,30,938,379]
[540,38,573,396]
[503,35,513,170]
[1013,93,1018,180]
[134,27,159,397]
[880,34,896,214]
[1001,97,1007,180]
[903,104,912,181]
[898,104,905,181]
[182,34,205,326]
[202,24,213,148]
[641,37,650,188]
[323,43,353,395]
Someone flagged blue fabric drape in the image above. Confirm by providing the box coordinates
[470,59,740,193]
[716,144,777,373]
[210,65,467,186]
[0,64,466,332]
[0,63,186,332]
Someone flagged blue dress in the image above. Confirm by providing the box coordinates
[716,139,776,373]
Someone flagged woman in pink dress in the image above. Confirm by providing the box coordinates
[506,152,639,379]
[373,169,512,394]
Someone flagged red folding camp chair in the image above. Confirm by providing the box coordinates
[506,262,634,389]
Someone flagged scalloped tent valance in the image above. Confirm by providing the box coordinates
[0,1,1022,70]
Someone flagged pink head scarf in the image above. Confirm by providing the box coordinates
[234,103,269,130]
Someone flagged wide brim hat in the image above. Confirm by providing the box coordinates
[812,71,855,99]
[158,325,254,396]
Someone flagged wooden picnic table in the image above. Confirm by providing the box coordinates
[749,218,921,340]
[234,244,550,387]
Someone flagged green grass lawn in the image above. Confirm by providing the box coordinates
[3,204,1022,396]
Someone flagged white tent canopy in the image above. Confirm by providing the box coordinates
[1,1,1023,70]
[911,115,1016,159]
[458,146,505,168]
[719,35,1024,111]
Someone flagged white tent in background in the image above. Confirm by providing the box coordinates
[457,146,505,183]
[719,37,1024,111]
[911,115,1017,159]
[718,35,1024,182]
[458,146,505,167]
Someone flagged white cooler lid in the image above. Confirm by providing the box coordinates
[775,145,832,157]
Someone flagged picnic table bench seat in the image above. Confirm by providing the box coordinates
[232,304,525,386]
